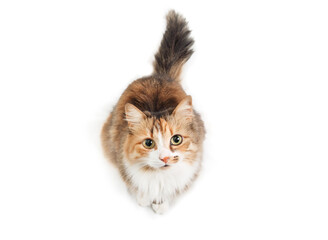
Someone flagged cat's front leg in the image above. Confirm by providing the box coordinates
[151,200,169,214]
[136,191,151,207]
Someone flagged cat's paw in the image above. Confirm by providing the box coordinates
[136,193,151,207]
[152,201,169,214]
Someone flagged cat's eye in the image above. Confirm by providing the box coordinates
[142,139,155,149]
[170,135,183,145]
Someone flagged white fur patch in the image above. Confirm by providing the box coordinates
[124,155,200,204]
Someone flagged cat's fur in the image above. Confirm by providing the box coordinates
[101,10,205,214]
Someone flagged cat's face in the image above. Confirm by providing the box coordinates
[123,96,198,169]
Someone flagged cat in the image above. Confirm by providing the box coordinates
[101,10,205,214]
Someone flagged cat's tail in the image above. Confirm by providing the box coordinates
[153,10,194,82]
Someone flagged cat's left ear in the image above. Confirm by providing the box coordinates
[173,95,193,122]
[125,103,146,128]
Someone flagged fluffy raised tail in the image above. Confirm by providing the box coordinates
[153,10,194,82]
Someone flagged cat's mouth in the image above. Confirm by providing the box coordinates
[160,164,170,168]
[161,156,179,168]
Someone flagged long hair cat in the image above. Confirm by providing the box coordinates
[101,10,205,214]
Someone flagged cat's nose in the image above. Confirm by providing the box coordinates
[160,156,170,163]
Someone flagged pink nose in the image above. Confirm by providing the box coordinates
[160,156,170,163]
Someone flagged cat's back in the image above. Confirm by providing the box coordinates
[116,76,187,118]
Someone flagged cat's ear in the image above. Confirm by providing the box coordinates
[125,103,146,128]
[173,95,193,122]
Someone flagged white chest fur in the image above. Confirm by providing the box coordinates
[124,159,200,203]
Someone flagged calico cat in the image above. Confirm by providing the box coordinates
[101,10,205,214]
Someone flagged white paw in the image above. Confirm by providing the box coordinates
[136,193,151,207]
[152,201,169,214]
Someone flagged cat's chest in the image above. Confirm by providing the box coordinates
[125,161,199,200]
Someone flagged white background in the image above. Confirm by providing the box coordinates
[1,0,327,239]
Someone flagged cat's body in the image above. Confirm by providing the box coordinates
[101,11,205,214]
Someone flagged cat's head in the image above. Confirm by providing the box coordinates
[123,96,198,169]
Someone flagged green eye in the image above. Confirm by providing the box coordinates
[170,135,183,145]
[142,139,155,149]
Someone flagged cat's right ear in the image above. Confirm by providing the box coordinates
[125,103,146,128]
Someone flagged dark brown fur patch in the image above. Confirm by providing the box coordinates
[153,10,194,82]
[123,76,186,117]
